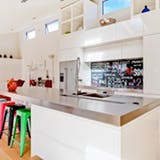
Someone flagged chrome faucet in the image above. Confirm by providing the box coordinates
[75,57,81,95]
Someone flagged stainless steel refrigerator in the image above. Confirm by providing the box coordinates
[59,58,80,94]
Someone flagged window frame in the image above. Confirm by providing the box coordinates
[102,0,131,15]
[45,19,59,34]
[25,29,36,40]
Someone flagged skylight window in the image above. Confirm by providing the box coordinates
[102,0,131,15]
[45,20,59,33]
[26,29,36,40]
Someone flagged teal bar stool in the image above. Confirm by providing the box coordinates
[10,108,31,157]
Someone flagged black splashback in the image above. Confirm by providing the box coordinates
[91,58,143,89]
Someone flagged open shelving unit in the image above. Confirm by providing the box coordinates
[61,0,97,35]
[72,1,83,17]
[61,7,71,22]
[72,16,83,32]
[61,21,71,34]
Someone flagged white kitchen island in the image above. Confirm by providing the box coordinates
[1,87,160,160]
[31,103,160,160]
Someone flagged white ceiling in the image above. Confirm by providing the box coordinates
[0,0,60,34]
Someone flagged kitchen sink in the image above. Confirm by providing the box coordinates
[61,93,128,104]
[71,92,110,98]
[72,92,87,95]
[62,92,110,98]
[82,93,110,98]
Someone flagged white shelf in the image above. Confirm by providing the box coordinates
[72,16,83,32]
[61,19,71,25]
[73,15,83,20]
[72,1,83,17]
[61,21,71,35]
[61,7,71,22]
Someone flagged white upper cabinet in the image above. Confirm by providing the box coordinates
[141,10,160,35]
[143,34,160,94]
[60,18,143,50]
[121,38,143,59]
[83,38,142,62]
[61,0,98,35]
[84,42,122,62]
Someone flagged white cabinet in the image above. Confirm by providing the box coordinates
[84,43,122,62]
[61,0,98,35]
[60,17,143,50]
[31,104,159,160]
[116,18,143,40]
[141,10,160,35]
[121,38,143,59]
[144,34,160,94]
[84,38,143,62]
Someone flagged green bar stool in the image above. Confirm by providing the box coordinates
[10,108,31,157]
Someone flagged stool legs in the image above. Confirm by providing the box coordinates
[20,115,28,157]
[10,114,30,157]
[0,109,8,138]
[10,116,19,148]
[0,104,6,133]
[10,109,31,157]
[27,118,31,138]
[8,108,15,145]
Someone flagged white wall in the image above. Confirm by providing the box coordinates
[0,33,22,87]
[19,12,61,87]
[0,33,20,58]
[0,59,22,90]
[19,6,94,88]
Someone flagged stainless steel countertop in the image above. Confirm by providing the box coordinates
[1,87,160,126]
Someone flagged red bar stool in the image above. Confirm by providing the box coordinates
[0,95,11,101]
[0,104,26,145]
[0,101,15,134]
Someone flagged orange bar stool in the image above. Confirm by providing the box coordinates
[0,101,15,134]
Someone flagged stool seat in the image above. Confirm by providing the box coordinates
[0,104,25,145]
[0,98,6,102]
[16,108,30,116]
[10,108,31,157]
[0,95,11,101]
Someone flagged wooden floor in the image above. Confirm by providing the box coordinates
[0,133,31,160]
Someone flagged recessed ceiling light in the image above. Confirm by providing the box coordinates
[32,17,37,20]
[21,0,29,3]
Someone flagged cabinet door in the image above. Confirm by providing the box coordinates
[122,38,143,59]
[144,34,160,94]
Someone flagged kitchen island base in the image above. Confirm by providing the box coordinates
[31,104,160,160]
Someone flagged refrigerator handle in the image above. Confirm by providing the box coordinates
[64,67,68,91]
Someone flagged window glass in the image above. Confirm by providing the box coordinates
[102,0,131,15]
[26,30,36,40]
[45,20,59,33]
